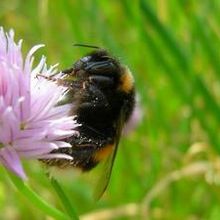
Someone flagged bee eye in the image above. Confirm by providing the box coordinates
[74,56,92,71]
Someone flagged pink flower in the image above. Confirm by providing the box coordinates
[0,28,78,179]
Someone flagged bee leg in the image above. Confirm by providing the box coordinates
[70,145,99,171]
[43,143,99,170]
[89,75,114,88]
[81,85,110,108]
[79,100,109,112]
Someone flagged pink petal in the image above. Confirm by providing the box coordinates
[53,141,72,148]
[14,139,58,151]
[0,147,26,179]
[38,153,73,160]
[17,146,56,158]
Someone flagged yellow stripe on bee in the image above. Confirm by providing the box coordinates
[119,67,134,93]
[93,144,114,162]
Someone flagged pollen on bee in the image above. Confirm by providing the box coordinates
[119,67,134,93]
[93,144,114,162]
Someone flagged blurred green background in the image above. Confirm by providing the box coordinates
[1,0,220,219]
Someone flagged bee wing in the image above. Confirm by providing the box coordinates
[93,110,125,200]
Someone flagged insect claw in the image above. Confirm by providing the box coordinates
[36,73,67,86]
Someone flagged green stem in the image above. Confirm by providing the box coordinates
[50,177,79,220]
[8,171,70,220]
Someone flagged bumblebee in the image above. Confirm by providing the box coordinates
[43,45,135,198]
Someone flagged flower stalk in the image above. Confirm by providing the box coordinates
[8,171,71,220]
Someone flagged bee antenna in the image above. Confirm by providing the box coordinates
[73,43,100,49]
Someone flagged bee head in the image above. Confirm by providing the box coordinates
[72,49,121,80]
